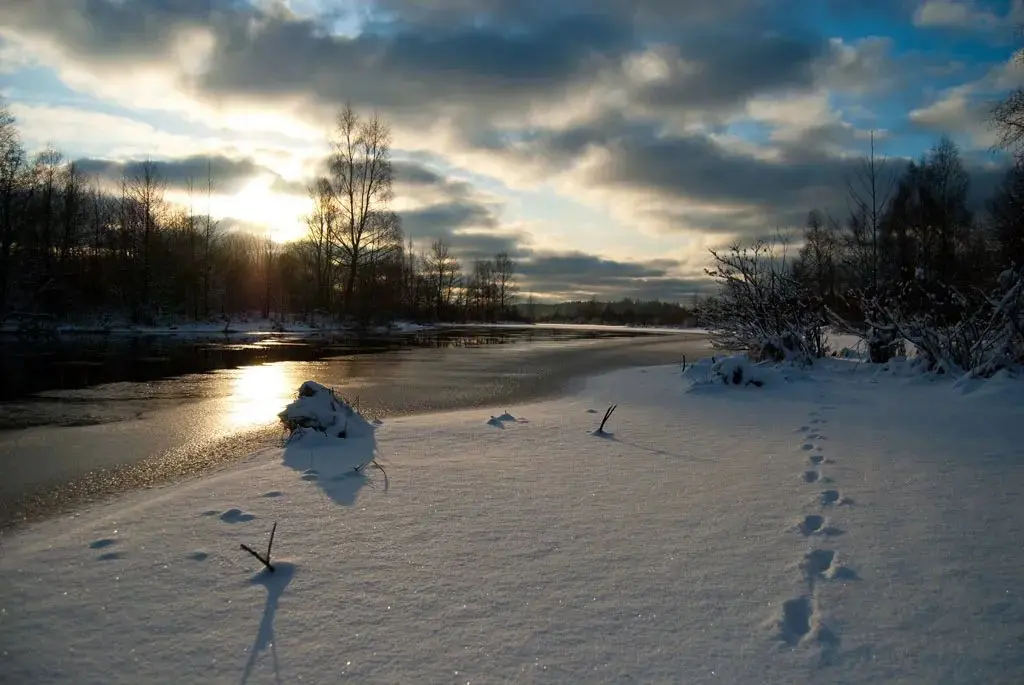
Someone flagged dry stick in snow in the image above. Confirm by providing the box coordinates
[240,521,277,573]
[597,404,617,433]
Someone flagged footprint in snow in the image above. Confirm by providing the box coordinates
[802,549,836,579]
[820,490,853,506]
[798,515,845,537]
[775,596,840,650]
[778,596,813,646]
[187,551,209,562]
[803,549,857,581]
[89,538,116,549]
[802,470,820,483]
[809,454,825,465]
[219,508,256,523]
[801,443,815,451]
[799,515,824,535]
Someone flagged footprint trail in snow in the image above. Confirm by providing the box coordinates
[776,402,855,655]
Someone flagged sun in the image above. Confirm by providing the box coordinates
[217,176,309,243]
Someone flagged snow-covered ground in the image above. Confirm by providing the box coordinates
[2,358,1023,684]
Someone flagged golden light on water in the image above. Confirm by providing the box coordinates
[225,362,304,430]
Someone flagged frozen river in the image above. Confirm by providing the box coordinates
[0,327,711,528]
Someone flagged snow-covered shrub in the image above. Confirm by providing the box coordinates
[865,325,905,364]
[846,269,1024,377]
[697,240,827,365]
[278,380,373,441]
[683,354,780,388]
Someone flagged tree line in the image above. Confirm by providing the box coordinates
[0,102,524,328]
[700,42,1024,374]
[788,134,1022,310]
[527,298,696,326]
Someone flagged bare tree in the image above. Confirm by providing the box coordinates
[326,104,395,314]
[845,131,896,291]
[125,160,165,319]
[303,177,337,313]
[992,41,1024,162]
[423,238,461,319]
[200,162,219,319]
[0,100,25,313]
[261,234,277,319]
[794,210,839,301]
[494,251,517,318]
[33,147,63,295]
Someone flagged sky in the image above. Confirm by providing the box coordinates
[0,0,1022,302]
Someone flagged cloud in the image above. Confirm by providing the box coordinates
[909,55,1024,147]
[516,251,709,301]
[912,0,1024,37]
[5,102,218,159]
[913,0,1015,28]
[75,155,276,193]
[478,116,862,240]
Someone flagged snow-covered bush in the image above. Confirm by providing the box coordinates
[697,240,826,365]
[683,354,781,388]
[278,380,373,441]
[841,268,1024,377]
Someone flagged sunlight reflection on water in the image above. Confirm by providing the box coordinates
[224,362,307,430]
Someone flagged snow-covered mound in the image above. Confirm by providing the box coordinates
[277,381,381,505]
[277,380,374,441]
[683,354,785,388]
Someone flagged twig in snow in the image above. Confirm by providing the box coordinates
[371,460,389,492]
[353,459,390,492]
[240,521,277,573]
[597,404,617,433]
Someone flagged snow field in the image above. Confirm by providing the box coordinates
[1,360,1023,683]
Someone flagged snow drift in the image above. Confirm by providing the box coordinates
[277,381,382,506]
[683,354,788,388]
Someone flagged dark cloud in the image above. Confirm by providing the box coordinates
[392,160,446,186]
[75,154,276,193]
[4,0,838,126]
[373,0,774,29]
[492,114,1013,241]
[632,33,828,113]
[516,252,709,301]
[442,230,534,263]
[2,0,237,64]
[402,203,497,235]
